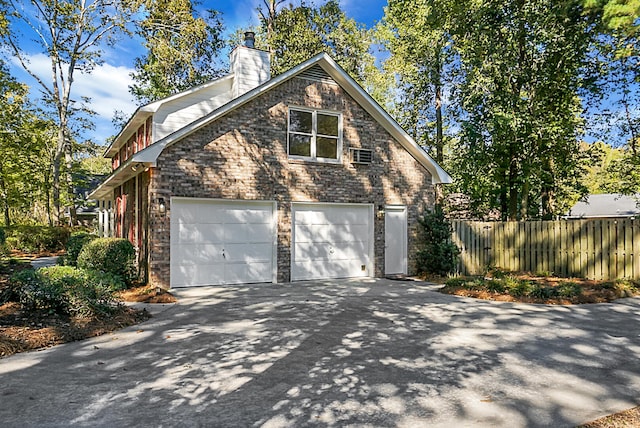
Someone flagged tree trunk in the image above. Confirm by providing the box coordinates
[64,138,77,226]
[434,48,444,164]
[0,160,10,226]
[508,153,519,221]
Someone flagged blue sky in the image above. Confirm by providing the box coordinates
[7,0,634,149]
[8,0,388,147]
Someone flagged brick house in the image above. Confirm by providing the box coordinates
[90,36,451,289]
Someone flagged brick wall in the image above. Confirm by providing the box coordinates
[147,76,434,288]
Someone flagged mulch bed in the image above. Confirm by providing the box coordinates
[0,258,174,358]
[579,406,640,427]
[0,302,150,357]
[437,274,638,305]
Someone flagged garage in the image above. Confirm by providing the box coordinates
[291,203,373,281]
[170,198,276,287]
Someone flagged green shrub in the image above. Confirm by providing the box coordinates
[486,279,506,293]
[77,238,136,284]
[3,226,70,253]
[444,277,468,288]
[40,266,123,317]
[557,281,582,298]
[8,266,124,317]
[416,205,460,276]
[529,285,559,299]
[504,277,533,297]
[10,269,67,313]
[59,232,98,266]
[610,279,639,298]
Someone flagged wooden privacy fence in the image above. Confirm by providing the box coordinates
[451,219,640,280]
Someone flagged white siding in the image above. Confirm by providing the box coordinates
[230,47,271,98]
[154,78,234,141]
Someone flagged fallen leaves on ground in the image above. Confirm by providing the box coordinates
[579,406,640,427]
[0,302,150,357]
[117,284,177,303]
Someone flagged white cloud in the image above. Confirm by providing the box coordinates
[9,53,136,141]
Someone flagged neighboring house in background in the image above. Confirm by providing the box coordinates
[565,194,640,219]
[89,33,451,289]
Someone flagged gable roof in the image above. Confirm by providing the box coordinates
[104,74,235,158]
[566,194,640,218]
[90,53,452,199]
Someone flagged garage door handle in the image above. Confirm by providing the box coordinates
[222,249,226,259]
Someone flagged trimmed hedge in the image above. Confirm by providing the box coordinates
[59,232,98,266]
[77,238,136,285]
[3,226,70,253]
[8,266,124,318]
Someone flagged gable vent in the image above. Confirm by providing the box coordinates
[297,65,334,83]
[350,148,373,164]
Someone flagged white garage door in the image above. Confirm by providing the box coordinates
[292,203,373,281]
[170,198,275,287]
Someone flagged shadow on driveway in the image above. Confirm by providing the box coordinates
[1,278,639,427]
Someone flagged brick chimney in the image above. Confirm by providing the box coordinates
[230,31,271,98]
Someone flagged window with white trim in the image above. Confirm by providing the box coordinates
[288,107,341,162]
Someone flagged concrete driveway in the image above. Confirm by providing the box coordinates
[1,279,640,427]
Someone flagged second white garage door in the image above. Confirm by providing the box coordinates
[291,203,373,281]
[170,198,276,287]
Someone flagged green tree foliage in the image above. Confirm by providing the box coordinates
[451,0,593,220]
[583,1,640,195]
[416,205,459,276]
[379,0,455,163]
[129,0,226,104]
[264,0,376,85]
[0,62,58,226]
[2,0,128,225]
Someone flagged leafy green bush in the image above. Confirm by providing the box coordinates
[609,279,639,298]
[59,232,98,266]
[8,266,124,317]
[503,277,533,297]
[485,279,506,293]
[10,269,67,313]
[41,266,124,317]
[528,285,559,299]
[557,282,582,298]
[416,205,460,276]
[77,238,136,285]
[3,226,70,253]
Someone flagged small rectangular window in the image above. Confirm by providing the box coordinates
[288,107,341,162]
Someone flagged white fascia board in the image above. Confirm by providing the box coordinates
[104,74,234,158]
[315,55,453,185]
[129,53,452,184]
[88,156,151,200]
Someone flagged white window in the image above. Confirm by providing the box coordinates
[288,107,341,162]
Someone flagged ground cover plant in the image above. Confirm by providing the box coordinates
[439,268,640,304]
[0,234,175,358]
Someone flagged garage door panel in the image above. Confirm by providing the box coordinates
[177,224,225,244]
[332,241,368,260]
[177,244,225,264]
[294,242,332,261]
[225,261,272,284]
[172,263,225,288]
[171,199,274,287]
[291,204,372,281]
[224,207,272,224]
[224,243,273,263]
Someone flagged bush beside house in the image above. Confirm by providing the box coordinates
[77,238,136,285]
[416,205,460,276]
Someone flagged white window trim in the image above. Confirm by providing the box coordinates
[287,106,342,163]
